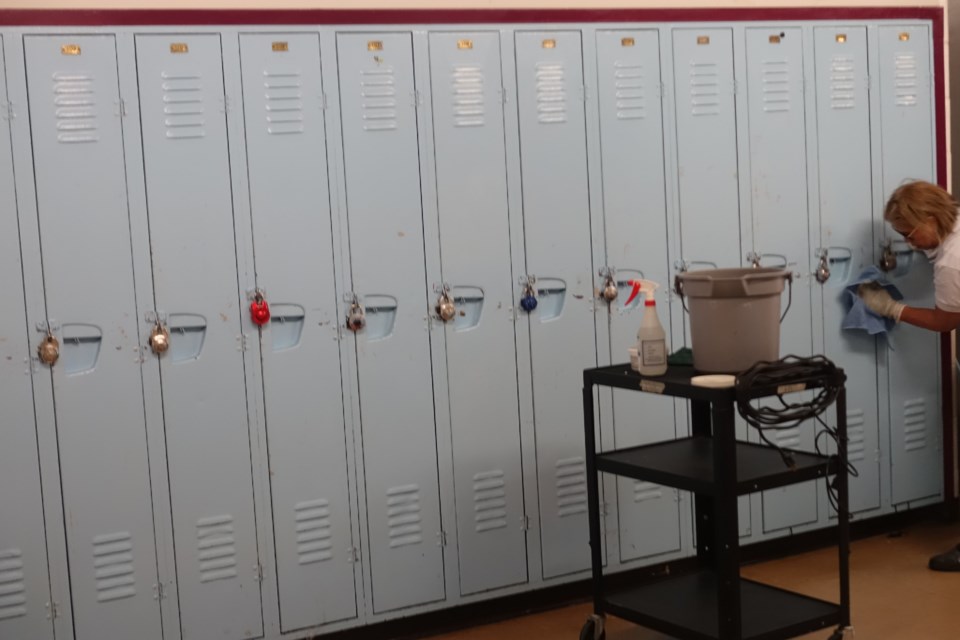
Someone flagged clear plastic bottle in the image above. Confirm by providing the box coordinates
[626,280,668,376]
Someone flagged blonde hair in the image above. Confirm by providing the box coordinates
[884,180,958,241]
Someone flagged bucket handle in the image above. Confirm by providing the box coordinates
[673,260,718,314]
[740,270,793,323]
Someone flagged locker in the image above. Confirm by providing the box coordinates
[515,30,597,579]
[877,25,941,505]
[428,31,527,595]
[672,29,741,270]
[0,36,54,640]
[239,33,356,631]
[595,30,681,562]
[671,28,751,537]
[134,34,262,639]
[744,27,819,532]
[336,32,445,612]
[23,35,163,640]
[813,26,881,514]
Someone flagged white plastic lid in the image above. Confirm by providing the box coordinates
[690,374,736,389]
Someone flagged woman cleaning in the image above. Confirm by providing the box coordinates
[858,180,960,571]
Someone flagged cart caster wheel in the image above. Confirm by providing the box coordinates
[580,615,606,640]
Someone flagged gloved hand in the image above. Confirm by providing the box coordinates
[858,282,906,322]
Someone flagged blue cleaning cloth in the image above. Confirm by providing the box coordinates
[842,266,904,335]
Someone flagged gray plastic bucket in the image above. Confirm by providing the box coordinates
[674,267,793,373]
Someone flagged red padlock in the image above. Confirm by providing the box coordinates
[250,295,271,326]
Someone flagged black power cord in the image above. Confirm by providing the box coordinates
[735,355,858,514]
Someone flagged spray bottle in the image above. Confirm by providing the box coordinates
[625,279,668,376]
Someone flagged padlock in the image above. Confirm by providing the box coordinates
[149,322,171,355]
[520,284,537,313]
[880,241,897,272]
[815,251,831,284]
[250,293,271,326]
[602,279,618,302]
[436,290,456,322]
[38,334,60,366]
[347,302,366,332]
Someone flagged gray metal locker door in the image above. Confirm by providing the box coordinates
[515,30,596,579]
[0,36,54,640]
[134,34,263,639]
[336,32,445,612]
[672,28,750,536]
[744,27,818,532]
[672,29,741,269]
[239,33,356,631]
[23,35,163,640]
[877,25,941,504]
[595,30,681,563]
[428,32,527,595]
[814,26,881,514]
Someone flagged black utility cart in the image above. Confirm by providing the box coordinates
[580,364,851,640]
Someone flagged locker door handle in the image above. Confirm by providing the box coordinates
[449,286,484,331]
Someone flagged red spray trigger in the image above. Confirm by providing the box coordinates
[625,280,644,306]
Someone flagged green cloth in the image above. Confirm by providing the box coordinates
[667,347,694,366]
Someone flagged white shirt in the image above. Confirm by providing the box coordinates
[925,217,960,313]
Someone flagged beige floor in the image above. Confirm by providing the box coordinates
[429,520,960,639]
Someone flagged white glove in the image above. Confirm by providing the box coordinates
[858,283,906,322]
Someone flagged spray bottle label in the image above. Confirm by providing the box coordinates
[641,339,666,366]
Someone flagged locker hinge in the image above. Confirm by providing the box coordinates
[413,89,424,108]
[221,95,233,114]
[347,547,359,563]
[732,79,739,95]
[521,515,530,531]
[580,85,589,102]
[499,86,508,105]
[152,582,168,600]
[0,101,13,121]
[600,502,609,518]
[436,530,448,547]
[866,74,873,91]
[255,564,265,582]
[237,334,249,352]
[115,98,128,118]
[320,91,329,110]
[45,601,61,620]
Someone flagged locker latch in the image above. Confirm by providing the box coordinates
[434,283,457,322]
[436,530,448,547]
[45,601,60,620]
[598,267,618,303]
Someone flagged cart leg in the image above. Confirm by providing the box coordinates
[712,401,742,640]
[836,387,851,629]
[583,385,604,615]
[691,400,715,566]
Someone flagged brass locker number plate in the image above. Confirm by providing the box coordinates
[272,41,289,52]
[61,44,81,56]
[170,42,189,54]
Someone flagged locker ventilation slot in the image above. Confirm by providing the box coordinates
[613,61,646,120]
[264,70,305,135]
[689,62,720,116]
[92,531,137,602]
[894,53,919,107]
[903,399,927,451]
[472,469,508,533]
[0,549,27,620]
[555,457,587,517]
[360,67,398,131]
[386,484,423,548]
[847,410,866,462]
[633,480,663,503]
[196,514,239,583]
[830,56,856,110]
[294,499,333,565]
[161,71,206,139]
[535,62,567,124]
[761,60,791,113]
[452,65,485,128]
[53,72,100,144]
[773,425,801,450]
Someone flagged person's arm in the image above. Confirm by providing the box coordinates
[898,306,960,332]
